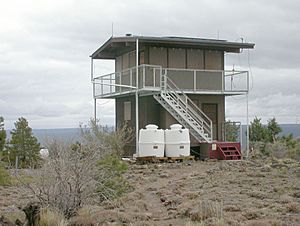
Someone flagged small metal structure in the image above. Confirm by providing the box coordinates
[90,35,255,157]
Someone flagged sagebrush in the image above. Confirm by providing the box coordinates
[24,119,132,218]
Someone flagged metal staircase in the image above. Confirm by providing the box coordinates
[153,73,213,143]
[217,143,242,160]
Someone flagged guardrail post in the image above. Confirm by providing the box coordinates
[135,38,139,156]
[90,58,93,82]
[110,74,112,93]
[247,71,249,91]
[101,77,103,96]
[130,70,132,91]
[193,70,196,91]
[222,71,224,92]
[120,71,122,93]
[160,70,163,89]
[231,74,233,91]
[92,80,95,97]
[185,95,188,112]
[153,67,156,87]
[143,65,146,88]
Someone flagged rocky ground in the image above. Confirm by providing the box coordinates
[1,158,300,225]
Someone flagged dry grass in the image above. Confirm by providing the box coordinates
[1,158,300,225]
[186,200,223,222]
[39,208,68,226]
[286,202,300,213]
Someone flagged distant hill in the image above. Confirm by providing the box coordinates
[6,128,82,146]
[5,124,300,147]
[278,124,300,138]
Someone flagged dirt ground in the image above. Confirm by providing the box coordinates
[1,158,300,226]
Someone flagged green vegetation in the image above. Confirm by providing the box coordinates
[96,154,130,201]
[80,119,133,157]
[4,117,41,168]
[266,117,282,143]
[0,116,6,153]
[250,117,299,160]
[224,120,240,142]
[26,119,132,218]
[249,117,268,142]
[250,117,282,143]
[0,162,11,185]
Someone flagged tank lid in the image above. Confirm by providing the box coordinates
[170,124,182,130]
[145,124,158,130]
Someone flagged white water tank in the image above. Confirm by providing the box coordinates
[138,124,164,157]
[40,148,49,159]
[165,124,190,157]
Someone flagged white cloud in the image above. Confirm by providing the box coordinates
[0,0,299,129]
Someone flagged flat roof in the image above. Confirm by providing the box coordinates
[91,35,255,59]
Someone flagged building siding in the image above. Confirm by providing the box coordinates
[114,45,226,154]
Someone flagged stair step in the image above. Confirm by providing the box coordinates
[153,90,212,143]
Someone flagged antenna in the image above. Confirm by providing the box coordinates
[111,22,114,37]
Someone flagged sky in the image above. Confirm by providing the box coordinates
[0,0,299,129]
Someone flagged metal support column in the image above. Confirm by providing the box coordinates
[94,98,97,120]
[135,38,139,156]
[90,58,94,82]
[246,93,249,158]
[91,57,97,120]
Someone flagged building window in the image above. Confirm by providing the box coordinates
[124,101,131,121]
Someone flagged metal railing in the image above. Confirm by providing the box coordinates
[221,121,242,143]
[93,64,249,97]
[164,67,249,92]
[161,73,213,142]
[93,64,162,97]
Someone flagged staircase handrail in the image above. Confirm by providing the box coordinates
[161,72,213,140]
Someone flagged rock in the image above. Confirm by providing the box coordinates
[260,165,271,172]
[160,197,166,202]
[159,173,169,178]
[243,210,260,220]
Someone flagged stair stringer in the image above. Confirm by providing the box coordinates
[153,93,210,143]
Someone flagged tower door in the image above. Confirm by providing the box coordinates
[202,103,218,140]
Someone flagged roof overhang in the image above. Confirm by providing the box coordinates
[91,35,255,59]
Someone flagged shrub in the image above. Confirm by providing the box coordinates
[0,162,11,185]
[28,140,99,218]
[26,120,132,218]
[80,119,133,157]
[96,155,130,202]
[265,142,288,159]
[105,123,133,157]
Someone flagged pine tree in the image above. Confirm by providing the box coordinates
[0,116,6,152]
[266,117,282,143]
[7,117,41,168]
[249,117,268,142]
